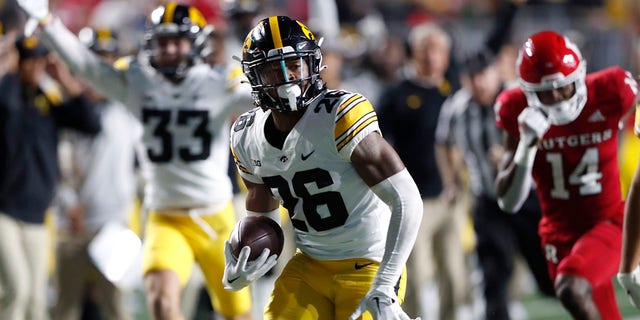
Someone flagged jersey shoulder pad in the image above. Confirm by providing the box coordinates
[231,107,262,136]
[588,67,638,110]
[330,90,378,153]
[230,108,264,178]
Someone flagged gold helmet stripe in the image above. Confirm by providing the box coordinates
[188,7,206,28]
[268,16,283,49]
[163,2,178,24]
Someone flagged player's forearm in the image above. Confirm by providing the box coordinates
[621,168,640,273]
[496,141,536,213]
[435,143,458,189]
[370,169,422,287]
[40,18,100,77]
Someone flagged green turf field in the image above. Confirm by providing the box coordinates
[522,279,640,319]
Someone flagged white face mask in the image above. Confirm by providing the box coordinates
[542,94,584,125]
[520,62,588,126]
[277,83,302,112]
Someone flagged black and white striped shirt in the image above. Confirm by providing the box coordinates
[436,88,503,199]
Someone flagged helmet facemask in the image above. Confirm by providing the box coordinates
[241,16,326,113]
[244,46,323,112]
[143,3,205,80]
[516,31,588,126]
[520,61,587,125]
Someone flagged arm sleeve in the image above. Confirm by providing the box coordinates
[40,18,131,105]
[370,169,423,287]
[497,142,537,213]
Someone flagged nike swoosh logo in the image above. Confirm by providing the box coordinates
[373,297,380,311]
[227,276,241,283]
[355,262,374,270]
[301,150,315,161]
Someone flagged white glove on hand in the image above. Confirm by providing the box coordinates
[517,107,550,147]
[16,0,50,21]
[617,266,640,308]
[221,240,277,291]
[349,285,420,320]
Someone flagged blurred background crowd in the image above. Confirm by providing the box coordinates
[1,0,640,319]
[2,0,639,78]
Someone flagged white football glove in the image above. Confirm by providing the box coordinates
[221,240,277,291]
[617,265,640,309]
[16,0,50,21]
[349,285,420,320]
[517,107,550,147]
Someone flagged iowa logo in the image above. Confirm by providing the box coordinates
[296,21,315,40]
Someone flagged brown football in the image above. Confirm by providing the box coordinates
[229,215,284,262]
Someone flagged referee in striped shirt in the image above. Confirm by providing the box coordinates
[435,50,554,320]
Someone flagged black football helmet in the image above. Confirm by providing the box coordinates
[144,2,206,79]
[241,16,325,112]
[78,27,119,54]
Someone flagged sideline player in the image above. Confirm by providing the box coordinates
[494,30,638,319]
[16,1,254,319]
[222,16,423,320]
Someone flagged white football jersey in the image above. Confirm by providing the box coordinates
[43,20,252,210]
[230,90,392,261]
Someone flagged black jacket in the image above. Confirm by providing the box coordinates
[0,74,101,223]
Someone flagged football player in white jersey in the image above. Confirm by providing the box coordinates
[223,16,423,320]
[16,1,254,319]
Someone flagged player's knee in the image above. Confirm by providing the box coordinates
[148,293,180,320]
[555,274,593,309]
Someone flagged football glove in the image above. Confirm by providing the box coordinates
[349,285,420,320]
[221,240,277,291]
[617,265,640,309]
[16,0,50,21]
[517,107,550,147]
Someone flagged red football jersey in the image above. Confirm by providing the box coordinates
[495,67,638,242]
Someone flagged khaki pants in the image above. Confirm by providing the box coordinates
[0,213,49,320]
[403,196,469,320]
[52,231,131,320]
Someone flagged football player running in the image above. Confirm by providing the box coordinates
[16,1,254,319]
[495,30,638,319]
[223,16,423,320]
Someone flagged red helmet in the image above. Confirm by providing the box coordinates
[516,30,587,125]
